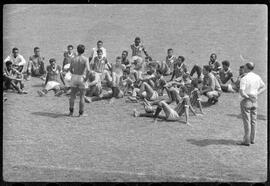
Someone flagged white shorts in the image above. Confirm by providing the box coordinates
[149,91,159,101]
[167,110,180,121]
[131,56,143,62]
[45,81,60,90]
[70,74,87,89]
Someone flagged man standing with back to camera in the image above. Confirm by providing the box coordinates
[68,44,90,117]
[237,62,266,146]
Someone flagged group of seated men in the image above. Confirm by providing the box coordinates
[3,37,246,124]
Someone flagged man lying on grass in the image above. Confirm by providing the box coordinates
[133,86,197,126]
[37,58,66,97]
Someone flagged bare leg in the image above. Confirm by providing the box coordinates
[79,88,86,116]
[69,87,77,116]
[139,82,154,98]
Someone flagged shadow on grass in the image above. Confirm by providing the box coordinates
[31,84,44,87]
[227,113,267,121]
[187,139,239,147]
[31,111,68,118]
[201,101,213,108]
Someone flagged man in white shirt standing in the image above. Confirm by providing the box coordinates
[4,47,27,73]
[238,62,266,146]
[89,40,107,63]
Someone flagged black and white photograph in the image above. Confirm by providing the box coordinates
[2,4,267,182]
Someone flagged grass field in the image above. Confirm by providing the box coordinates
[3,4,268,182]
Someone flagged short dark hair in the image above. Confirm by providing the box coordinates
[34,47,40,51]
[122,50,128,55]
[97,40,103,44]
[203,65,212,72]
[67,45,73,49]
[97,49,103,54]
[239,65,245,69]
[167,48,173,52]
[12,47,18,52]
[245,62,254,70]
[116,56,122,60]
[222,60,230,67]
[6,61,13,67]
[210,53,217,58]
[178,56,185,62]
[135,37,140,41]
[49,58,56,63]
[77,44,85,54]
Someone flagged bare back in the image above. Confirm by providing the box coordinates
[70,55,89,75]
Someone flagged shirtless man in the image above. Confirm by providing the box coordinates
[68,44,90,117]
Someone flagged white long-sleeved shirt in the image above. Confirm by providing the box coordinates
[4,54,26,66]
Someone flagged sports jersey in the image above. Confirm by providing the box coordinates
[165,55,177,72]
[63,51,76,67]
[46,65,62,82]
[91,56,109,73]
[219,68,233,84]
[209,60,221,73]
[29,55,45,70]
[130,43,147,57]
[121,58,130,67]
[173,62,188,78]
[4,54,26,66]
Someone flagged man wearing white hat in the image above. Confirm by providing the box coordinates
[237,62,266,146]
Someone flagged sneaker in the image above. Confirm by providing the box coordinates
[40,76,46,81]
[133,109,139,117]
[3,97,7,102]
[37,90,45,97]
[68,112,73,117]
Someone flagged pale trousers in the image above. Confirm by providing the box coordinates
[240,98,257,144]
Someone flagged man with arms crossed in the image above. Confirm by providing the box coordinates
[69,44,90,117]
[237,62,266,146]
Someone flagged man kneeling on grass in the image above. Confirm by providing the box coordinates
[3,61,28,94]
[37,58,66,97]
[133,86,196,126]
[84,70,103,103]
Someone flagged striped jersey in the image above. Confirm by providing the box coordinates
[91,56,109,73]
[130,44,147,57]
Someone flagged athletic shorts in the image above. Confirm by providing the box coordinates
[45,81,60,90]
[149,91,159,101]
[131,56,143,62]
[167,109,180,121]
[70,74,87,89]
[206,90,221,98]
